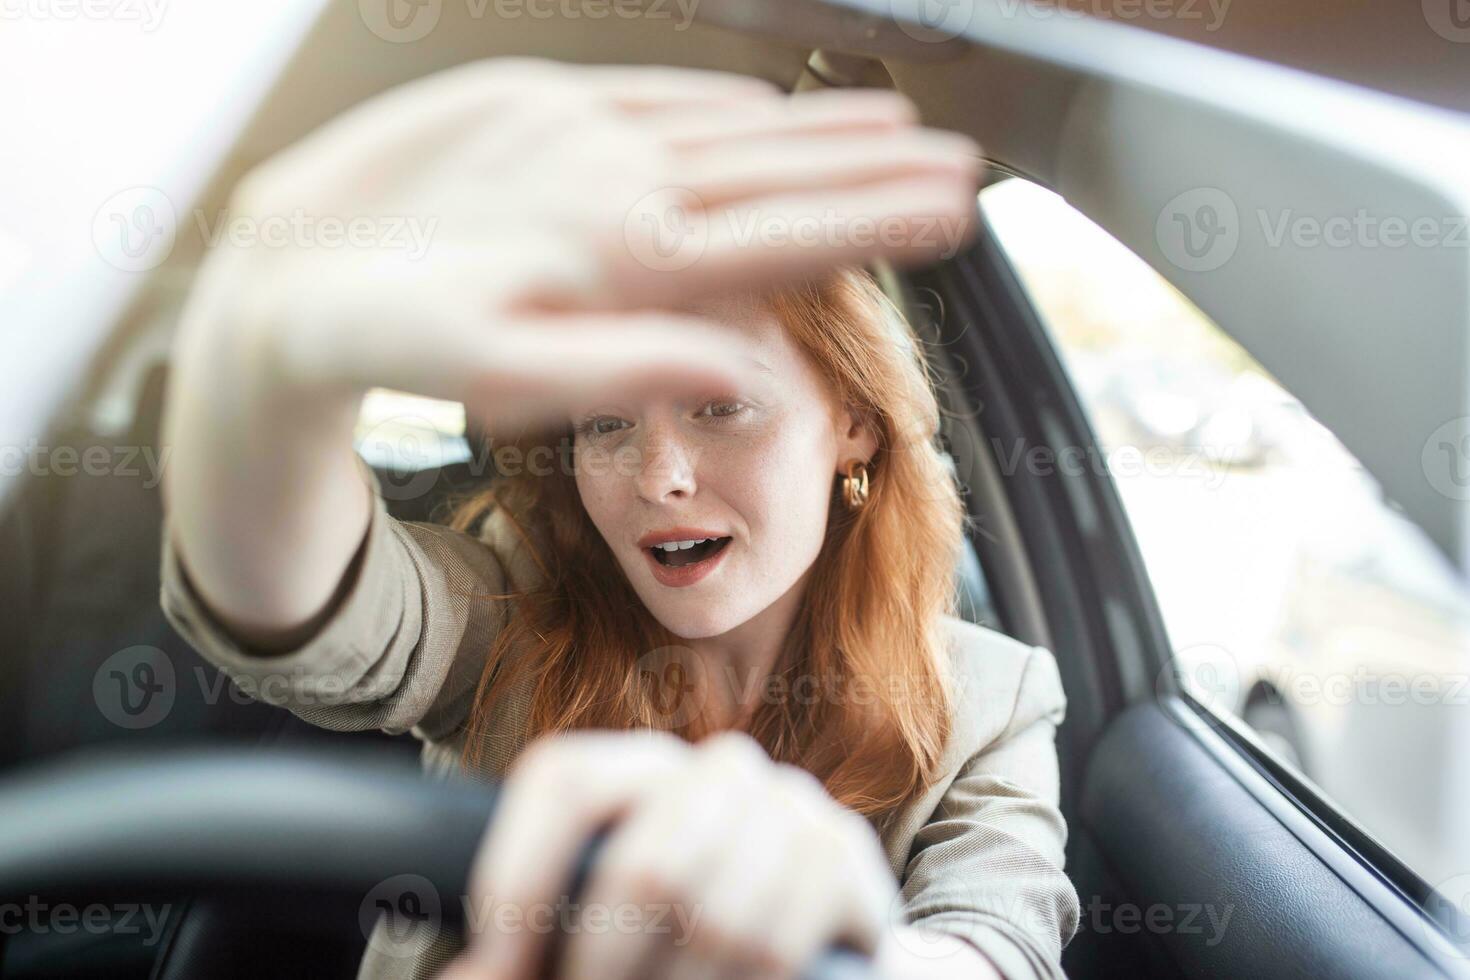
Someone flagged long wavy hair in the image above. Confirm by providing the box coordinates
[449,267,966,826]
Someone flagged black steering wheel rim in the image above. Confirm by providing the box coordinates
[0,745,870,979]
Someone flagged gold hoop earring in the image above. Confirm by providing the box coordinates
[841,460,870,510]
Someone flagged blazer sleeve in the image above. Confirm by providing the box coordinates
[157,464,510,742]
[897,645,1081,980]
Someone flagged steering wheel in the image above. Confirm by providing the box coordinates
[0,746,871,980]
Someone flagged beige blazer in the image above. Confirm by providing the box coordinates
[158,473,1080,980]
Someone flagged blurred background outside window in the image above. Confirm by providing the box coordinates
[982,177,1470,884]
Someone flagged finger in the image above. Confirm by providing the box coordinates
[710,175,981,275]
[762,793,894,968]
[468,313,766,427]
[637,88,918,148]
[675,130,980,207]
[465,732,689,980]
[758,856,853,978]
[755,800,864,976]
[250,59,775,197]
[256,59,568,184]
[618,174,980,306]
[712,767,854,979]
[561,774,730,980]
[646,736,777,980]
[562,735,771,980]
[684,802,800,979]
[571,63,784,110]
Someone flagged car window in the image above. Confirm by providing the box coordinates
[980,177,1470,886]
[355,389,468,473]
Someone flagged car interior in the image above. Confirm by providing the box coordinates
[2,0,1468,977]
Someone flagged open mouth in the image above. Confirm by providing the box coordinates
[648,537,732,568]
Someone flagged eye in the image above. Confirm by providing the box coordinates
[573,414,629,439]
[698,400,746,422]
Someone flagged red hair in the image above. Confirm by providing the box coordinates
[451,267,964,826]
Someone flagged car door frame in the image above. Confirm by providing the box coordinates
[886,194,1470,977]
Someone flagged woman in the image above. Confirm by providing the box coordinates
[159,58,1079,980]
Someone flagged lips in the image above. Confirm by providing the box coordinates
[637,527,730,549]
[650,536,731,566]
[642,536,732,588]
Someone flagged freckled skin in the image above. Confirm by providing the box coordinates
[572,296,877,675]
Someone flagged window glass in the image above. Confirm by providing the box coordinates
[355,389,467,473]
[981,177,1470,885]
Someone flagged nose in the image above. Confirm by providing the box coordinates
[632,416,697,503]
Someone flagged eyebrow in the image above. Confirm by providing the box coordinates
[743,357,773,374]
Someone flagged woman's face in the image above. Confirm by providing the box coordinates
[570,297,876,640]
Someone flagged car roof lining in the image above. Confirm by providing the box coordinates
[92,0,1470,575]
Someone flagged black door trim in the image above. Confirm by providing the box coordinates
[910,188,1465,971]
